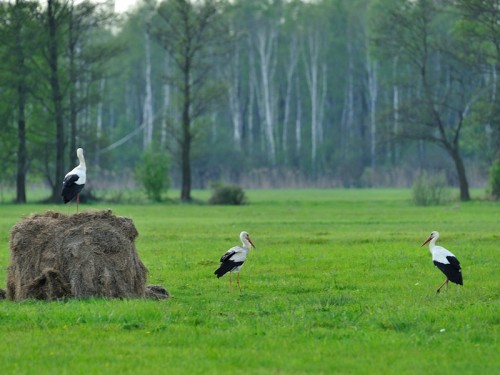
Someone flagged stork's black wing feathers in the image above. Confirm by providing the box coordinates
[220,249,236,263]
[61,174,85,204]
[433,259,463,286]
[446,256,461,270]
[63,174,79,187]
[214,260,244,278]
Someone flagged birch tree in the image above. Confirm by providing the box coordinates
[142,31,154,149]
[227,42,243,148]
[340,34,355,163]
[160,53,171,149]
[302,29,327,173]
[282,34,298,162]
[294,73,302,166]
[254,24,278,165]
[366,50,378,169]
[391,55,400,165]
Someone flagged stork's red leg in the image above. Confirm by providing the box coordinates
[76,193,80,213]
[237,273,242,293]
[436,278,448,293]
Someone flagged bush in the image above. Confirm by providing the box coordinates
[209,183,247,205]
[489,159,500,200]
[134,150,170,202]
[412,171,450,206]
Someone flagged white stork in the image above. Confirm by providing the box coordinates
[214,231,256,292]
[61,148,86,213]
[420,231,463,293]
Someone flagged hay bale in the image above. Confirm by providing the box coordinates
[6,210,165,301]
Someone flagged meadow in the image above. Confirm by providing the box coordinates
[0,189,498,374]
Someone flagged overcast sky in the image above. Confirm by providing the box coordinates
[114,0,139,13]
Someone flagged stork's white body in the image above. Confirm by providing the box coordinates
[64,164,86,186]
[429,244,457,265]
[223,244,251,269]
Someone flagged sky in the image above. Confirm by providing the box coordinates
[114,0,140,13]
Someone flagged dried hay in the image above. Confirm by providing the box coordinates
[6,210,168,301]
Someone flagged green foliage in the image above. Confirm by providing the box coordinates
[134,150,170,202]
[0,190,498,373]
[208,183,247,205]
[412,171,450,206]
[489,159,500,199]
[1,0,497,194]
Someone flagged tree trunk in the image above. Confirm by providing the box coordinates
[14,0,27,203]
[95,78,105,170]
[255,27,277,165]
[294,74,302,166]
[449,147,470,201]
[68,2,77,169]
[228,46,242,147]
[47,0,65,202]
[180,55,192,202]
[180,101,192,202]
[16,97,27,204]
[391,56,400,165]
[160,54,170,150]
[247,44,256,156]
[143,31,154,150]
[303,52,327,174]
[366,52,378,169]
[282,35,298,164]
[303,30,320,174]
[341,37,355,162]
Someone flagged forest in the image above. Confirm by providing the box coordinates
[0,0,499,202]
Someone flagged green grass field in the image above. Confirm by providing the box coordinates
[0,189,499,374]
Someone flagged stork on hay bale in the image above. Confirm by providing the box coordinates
[6,210,169,301]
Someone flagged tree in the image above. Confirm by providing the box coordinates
[66,0,117,168]
[151,0,230,201]
[373,0,475,201]
[0,0,39,203]
[455,0,500,161]
[29,0,118,201]
[43,0,67,201]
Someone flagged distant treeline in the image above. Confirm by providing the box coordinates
[0,0,498,202]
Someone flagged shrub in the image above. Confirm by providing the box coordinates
[209,183,247,205]
[134,150,170,202]
[412,171,450,206]
[489,159,500,200]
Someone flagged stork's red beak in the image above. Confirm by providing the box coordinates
[248,237,256,249]
[420,236,432,248]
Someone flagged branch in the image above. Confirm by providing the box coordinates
[99,123,145,154]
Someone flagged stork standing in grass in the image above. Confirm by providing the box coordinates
[214,231,256,292]
[420,231,463,293]
[61,148,86,213]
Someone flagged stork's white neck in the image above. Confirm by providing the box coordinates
[427,236,439,256]
[241,238,251,249]
[77,149,86,168]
